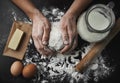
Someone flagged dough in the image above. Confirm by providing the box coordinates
[48,22,64,51]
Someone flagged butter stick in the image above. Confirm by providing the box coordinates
[8,29,24,50]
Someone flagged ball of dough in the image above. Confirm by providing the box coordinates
[48,22,64,51]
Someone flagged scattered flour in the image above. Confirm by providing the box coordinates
[9,7,114,83]
[10,8,32,24]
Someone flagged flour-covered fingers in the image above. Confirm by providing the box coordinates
[68,36,78,53]
[42,22,51,46]
[61,25,69,45]
[32,37,44,55]
[43,46,55,56]
[60,34,73,54]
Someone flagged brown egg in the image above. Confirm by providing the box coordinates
[22,63,37,78]
[10,61,23,77]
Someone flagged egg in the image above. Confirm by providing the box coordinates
[22,63,37,78]
[10,61,23,77]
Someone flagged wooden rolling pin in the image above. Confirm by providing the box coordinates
[75,19,120,72]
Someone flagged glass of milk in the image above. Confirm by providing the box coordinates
[77,2,115,42]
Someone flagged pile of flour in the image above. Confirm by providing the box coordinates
[9,7,114,83]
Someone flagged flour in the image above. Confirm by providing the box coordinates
[41,7,64,21]
[90,63,99,70]
[9,7,114,83]
[24,39,113,83]
[10,8,32,24]
[48,22,64,51]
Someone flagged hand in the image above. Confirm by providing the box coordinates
[60,13,78,54]
[31,10,53,56]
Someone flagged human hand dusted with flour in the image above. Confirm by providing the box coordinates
[31,9,53,56]
[60,13,78,54]
[60,0,92,54]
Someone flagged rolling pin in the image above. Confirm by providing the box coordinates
[75,19,120,72]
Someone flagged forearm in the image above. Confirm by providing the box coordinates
[11,0,43,20]
[66,0,92,19]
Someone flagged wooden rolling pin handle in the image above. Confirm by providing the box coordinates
[75,19,120,72]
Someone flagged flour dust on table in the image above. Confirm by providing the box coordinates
[9,7,114,83]
[23,38,114,83]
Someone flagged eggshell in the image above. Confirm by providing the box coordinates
[22,63,37,78]
[10,61,23,77]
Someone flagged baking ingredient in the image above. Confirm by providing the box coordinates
[88,11,110,31]
[8,28,24,50]
[48,22,64,51]
[10,61,23,77]
[22,63,37,78]
[77,13,110,42]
